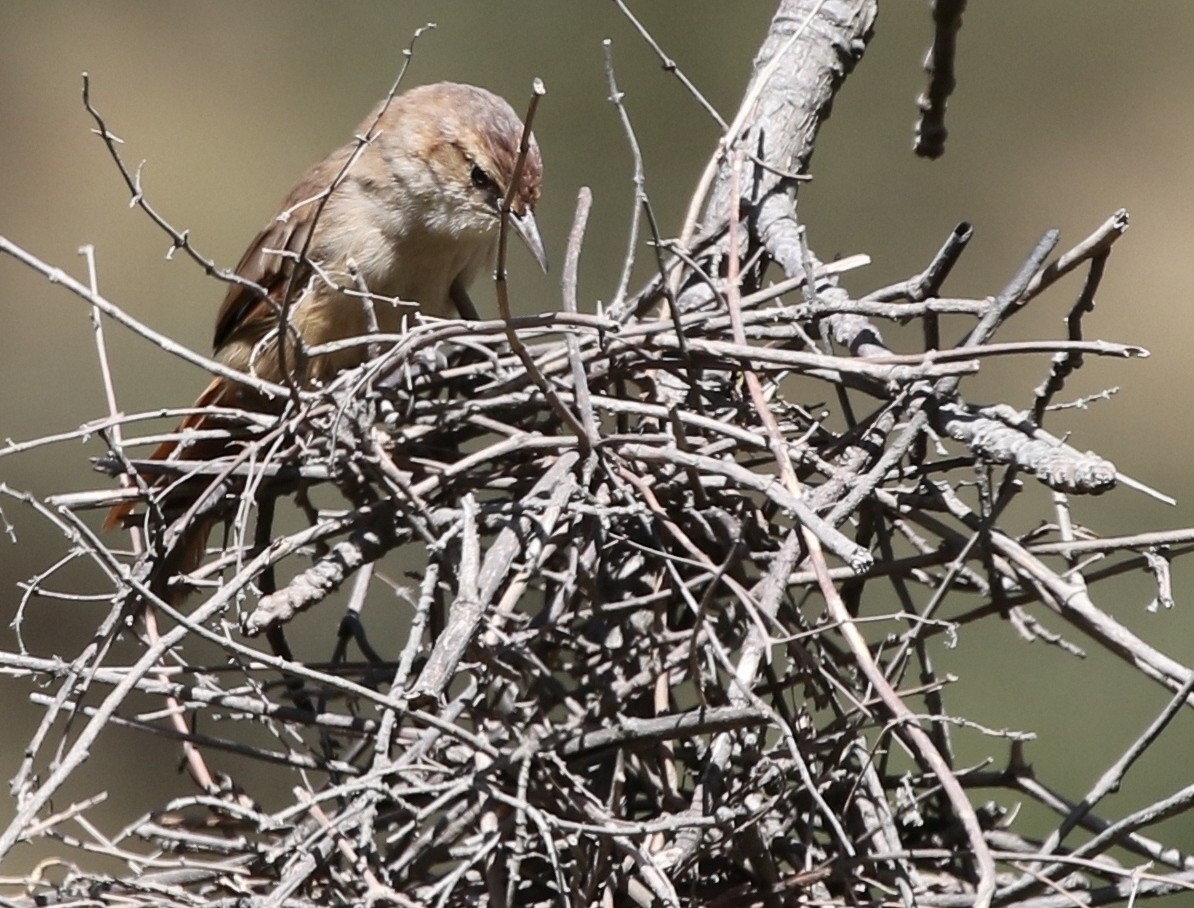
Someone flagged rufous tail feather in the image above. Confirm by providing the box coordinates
[105,376,238,605]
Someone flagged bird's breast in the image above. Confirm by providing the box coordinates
[324,191,497,325]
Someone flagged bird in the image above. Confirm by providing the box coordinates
[104,81,547,596]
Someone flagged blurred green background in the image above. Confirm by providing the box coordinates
[2,1,1193,888]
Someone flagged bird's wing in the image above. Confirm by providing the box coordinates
[213,150,349,351]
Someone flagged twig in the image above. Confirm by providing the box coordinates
[914,0,967,159]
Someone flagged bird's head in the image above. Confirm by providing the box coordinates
[370,82,547,272]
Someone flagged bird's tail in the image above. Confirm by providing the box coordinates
[105,376,236,604]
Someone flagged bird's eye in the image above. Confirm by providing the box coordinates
[470,164,495,192]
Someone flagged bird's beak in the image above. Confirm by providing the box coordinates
[510,209,549,273]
